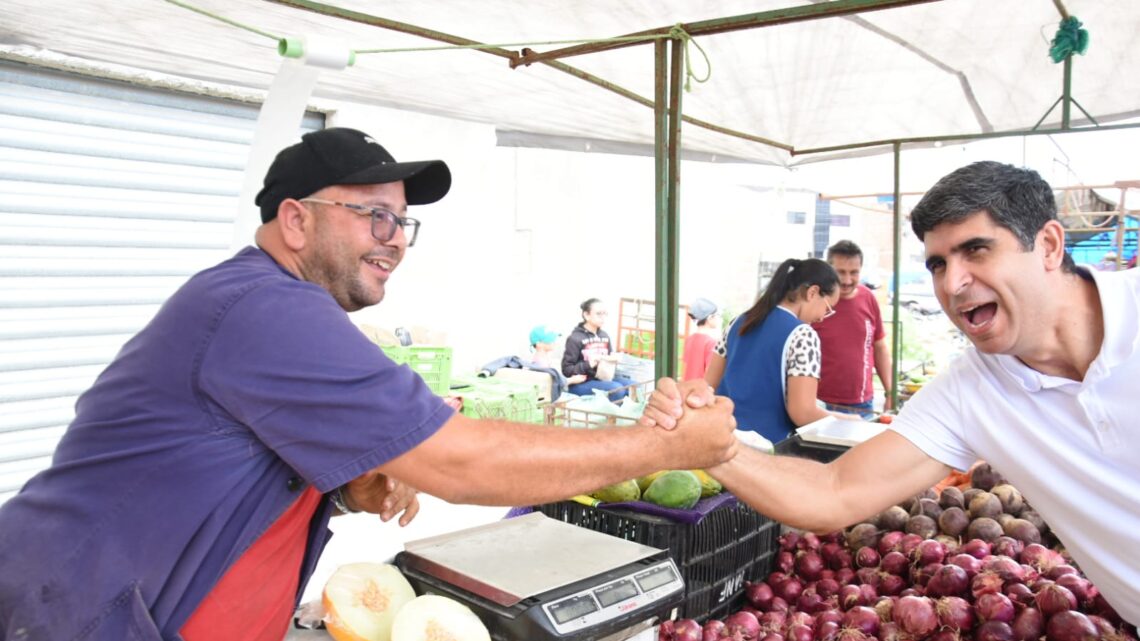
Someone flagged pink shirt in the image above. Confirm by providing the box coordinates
[812,285,884,404]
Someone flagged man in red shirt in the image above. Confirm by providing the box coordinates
[812,240,893,417]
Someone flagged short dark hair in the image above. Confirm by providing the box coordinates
[826,240,863,264]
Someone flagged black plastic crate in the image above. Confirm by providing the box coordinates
[774,434,850,463]
[535,499,778,622]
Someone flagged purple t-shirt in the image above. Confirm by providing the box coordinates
[0,247,452,640]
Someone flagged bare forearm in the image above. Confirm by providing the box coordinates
[382,413,732,506]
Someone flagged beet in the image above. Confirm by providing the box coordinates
[894,596,938,638]
[967,517,1004,542]
[926,565,970,598]
[970,462,1004,491]
[963,487,983,506]
[1018,509,1049,536]
[910,498,943,521]
[996,512,1018,530]
[938,507,970,537]
[969,492,1004,520]
[905,514,938,539]
[1011,608,1045,641]
[939,486,965,510]
[1002,519,1042,545]
[977,621,1015,641]
[936,596,975,630]
[991,484,1024,514]
[879,506,910,532]
[1045,610,1099,641]
[847,524,881,552]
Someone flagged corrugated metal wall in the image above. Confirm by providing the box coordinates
[0,61,324,504]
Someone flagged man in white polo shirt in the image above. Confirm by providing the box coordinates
[643,161,1140,626]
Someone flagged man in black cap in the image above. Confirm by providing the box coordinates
[0,128,738,641]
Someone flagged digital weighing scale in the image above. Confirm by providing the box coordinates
[395,512,684,640]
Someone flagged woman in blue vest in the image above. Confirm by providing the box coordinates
[705,258,848,444]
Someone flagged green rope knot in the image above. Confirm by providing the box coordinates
[1049,15,1089,63]
[668,24,711,92]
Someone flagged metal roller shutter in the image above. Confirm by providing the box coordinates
[0,61,324,504]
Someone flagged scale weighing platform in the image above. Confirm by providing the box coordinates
[395,512,684,640]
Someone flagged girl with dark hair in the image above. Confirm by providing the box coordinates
[705,258,852,444]
[562,298,636,400]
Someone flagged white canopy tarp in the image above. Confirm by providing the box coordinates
[2,0,1138,166]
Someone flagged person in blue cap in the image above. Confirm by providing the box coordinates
[529,325,586,386]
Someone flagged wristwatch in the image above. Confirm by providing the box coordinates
[330,486,360,514]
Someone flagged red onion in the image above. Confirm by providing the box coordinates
[982,556,1026,583]
[1020,564,1041,584]
[878,622,904,641]
[702,620,726,641]
[788,611,816,631]
[877,573,906,597]
[839,584,865,610]
[855,547,881,569]
[976,592,1016,623]
[821,542,844,569]
[836,629,871,641]
[893,596,938,638]
[1054,573,1096,606]
[816,621,840,641]
[1086,615,1117,639]
[834,550,855,571]
[1035,583,1077,617]
[769,597,790,613]
[820,569,837,582]
[759,611,788,634]
[976,621,1015,641]
[776,578,804,604]
[821,531,844,545]
[855,568,882,588]
[768,572,789,588]
[899,588,922,598]
[910,563,942,588]
[797,552,826,582]
[1021,544,1063,573]
[898,534,924,558]
[816,610,844,628]
[788,624,814,641]
[1045,610,1099,641]
[872,596,894,622]
[1011,608,1044,641]
[762,634,785,641]
[778,551,796,574]
[948,553,983,578]
[1047,565,1079,580]
[725,611,762,641]
[797,589,827,615]
[929,630,963,641]
[858,584,879,606]
[936,596,975,630]
[842,606,881,637]
[1005,582,1035,608]
[660,619,675,640]
[672,619,702,641]
[926,565,970,598]
[877,531,906,556]
[799,532,822,552]
[1091,593,1125,627]
[991,536,1024,559]
[817,578,841,599]
[879,552,909,577]
[780,531,802,552]
[971,571,1005,600]
[960,539,993,559]
[835,568,856,586]
[912,540,947,566]
[747,581,775,609]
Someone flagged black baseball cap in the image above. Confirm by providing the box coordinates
[255,127,452,223]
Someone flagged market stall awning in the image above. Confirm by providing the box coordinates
[3,0,1138,166]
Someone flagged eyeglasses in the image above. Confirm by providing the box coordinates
[300,198,421,247]
[822,299,837,320]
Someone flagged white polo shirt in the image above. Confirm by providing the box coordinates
[890,267,1140,626]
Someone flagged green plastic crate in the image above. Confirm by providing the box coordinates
[381,345,453,395]
[451,376,544,423]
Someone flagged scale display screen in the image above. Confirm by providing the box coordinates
[594,578,639,608]
[635,565,677,592]
[548,594,600,624]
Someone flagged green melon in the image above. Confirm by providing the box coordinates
[642,470,702,510]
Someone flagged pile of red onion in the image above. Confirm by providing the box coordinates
[660,473,1136,641]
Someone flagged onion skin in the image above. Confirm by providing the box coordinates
[936,596,975,630]
[975,592,1016,624]
[702,620,727,641]
[894,596,938,638]
[1045,610,1099,641]
[1011,608,1045,641]
[976,621,1015,641]
[1035,583,1078,617]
